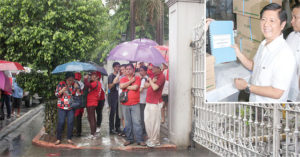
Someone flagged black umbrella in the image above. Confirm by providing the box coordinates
[87,61,108,76]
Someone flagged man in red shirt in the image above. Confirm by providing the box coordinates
[120,63,146,146]
[144,64,165,147]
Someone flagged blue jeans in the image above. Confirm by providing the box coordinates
[57,108,74,140]
[122,104,144,143]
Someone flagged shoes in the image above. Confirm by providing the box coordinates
[115,128,121,133]
[123,141,134,146]
[146,140,160,147]
[76,134,81,137]
[155,142,161,146]
[137,142,147,146]
[146,142,155,147]
[86,135,96,140]
[96,127,101,133]
[109,130,117,134]
[67,139,75,145]
[54,140,61,145]
[7,115,11,119]
[17,114,20,118]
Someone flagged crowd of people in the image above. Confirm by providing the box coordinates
[54,61,169,147]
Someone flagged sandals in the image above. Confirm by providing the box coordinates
[118,132,126,137]
[54,140,61,145]
[67,139,75,145]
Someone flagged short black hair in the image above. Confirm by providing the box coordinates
[112,62,120,68]
[292,3,300,10]
[65,72,75,79]
[260,3,287,24]
[126,63,134,69]
[140,65,147,71]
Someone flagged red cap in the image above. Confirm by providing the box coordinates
[91,71,98,76]
[96,71,101,78]
[75,72,82,81]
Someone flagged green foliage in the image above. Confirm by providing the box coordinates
[0,0,108,70]
[98,0,130,62]
[0,0,109,136]
[16,71,63,99]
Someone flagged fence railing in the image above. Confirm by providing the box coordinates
[191,20,300,157]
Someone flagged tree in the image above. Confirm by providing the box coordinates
[104,0,168,44]
[0,0,109,135]
[0,0,108,71]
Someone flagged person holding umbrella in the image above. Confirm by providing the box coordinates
[54,72,80,145]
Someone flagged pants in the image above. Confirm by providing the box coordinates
[75,113,82,136]
[123,104,144,143]
[12,97,22,108]
[1,94,11,118]
[140,103,146,135]
[108,93,120,131]
[144,102,162,144]
[87,106,97,135]
[96,100,105,127]
[57,108,74,140]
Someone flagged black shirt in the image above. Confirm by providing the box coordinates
[108,73,118,94]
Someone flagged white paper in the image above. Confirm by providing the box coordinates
[212,34,231,49]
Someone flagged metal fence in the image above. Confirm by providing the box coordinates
[191,20,300,157]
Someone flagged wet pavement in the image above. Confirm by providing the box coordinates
[0,103,40,131]
[34,105,176,150]
[0,102,217,157]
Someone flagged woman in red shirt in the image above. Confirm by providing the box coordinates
[84,72,101,139]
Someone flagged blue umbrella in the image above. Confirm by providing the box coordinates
[51,61,97,74]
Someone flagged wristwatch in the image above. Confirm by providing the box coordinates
[245,84,251,94]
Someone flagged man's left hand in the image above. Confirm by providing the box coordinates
[234,78,247,90]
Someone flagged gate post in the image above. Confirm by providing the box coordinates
[166,0,205,147]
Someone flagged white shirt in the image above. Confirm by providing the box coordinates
[140,76,148,104]
[250,35,296,102]
[286,32,300,101]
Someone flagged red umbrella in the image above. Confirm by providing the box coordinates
[0,60,25,71]
[155,45,169,63]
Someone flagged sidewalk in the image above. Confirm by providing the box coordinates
[0,102,41,131]
[0,103,44,153]
[33,105,176,151]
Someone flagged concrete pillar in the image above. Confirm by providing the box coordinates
[166,0,205,147]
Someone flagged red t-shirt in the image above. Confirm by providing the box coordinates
[120,76,141,106]
[146,71,165,104]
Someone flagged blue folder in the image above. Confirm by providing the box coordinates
[209,21,236,64]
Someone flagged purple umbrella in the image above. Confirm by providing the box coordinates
[0,71,12,93]
[132,38,158,46]
[107,41,166,66]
